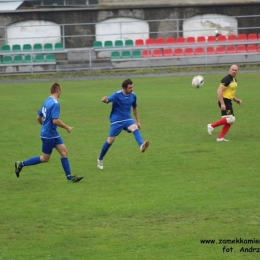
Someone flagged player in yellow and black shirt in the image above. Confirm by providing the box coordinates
[207,65,242,141]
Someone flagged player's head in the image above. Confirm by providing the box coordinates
[122,79,133,94]
[229,65,239,77]
[50,82,62,98]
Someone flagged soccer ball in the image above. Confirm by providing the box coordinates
[192,75,204,88]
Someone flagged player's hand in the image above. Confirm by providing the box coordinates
[137,122,141,129]
[220,104,226,111]
[66,126,73,133]
[101,96,108,103]
[235,99,242,105]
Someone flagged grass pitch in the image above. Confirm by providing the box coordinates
[0,72,259,260]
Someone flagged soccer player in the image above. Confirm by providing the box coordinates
[207,65,242,141]
[97,78,149,169]
[14,82,83,182]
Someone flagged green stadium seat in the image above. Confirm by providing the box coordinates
[0,57,2,64]
[44,43,53,51]
[23,44,32,52]
[24,54,33,63]
[121,50,131,59]
[34,54,45,63]
[132,50,142,58]
[115,40,124,47]
[111,51,121,59]
[125,39,134,47]
[33,43,43,51]
[12,44,22,52]
[13,55,23,63]
[93,41,103,48]
[1,44,11,52]
[104,40,113,48]
[54,42,64,50]
[3,55,12,64]
[45,53,56,62]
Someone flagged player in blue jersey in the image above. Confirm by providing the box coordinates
[14,82,83,182]
[97,79,149,170]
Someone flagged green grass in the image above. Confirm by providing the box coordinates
[0,73,259,260]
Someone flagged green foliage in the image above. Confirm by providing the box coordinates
[0,73,259,260]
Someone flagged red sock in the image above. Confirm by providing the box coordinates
[211,118,227,128]
[218,124,231,138]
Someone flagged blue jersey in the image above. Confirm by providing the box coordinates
[37,96,60,138]
[107,90,137,123]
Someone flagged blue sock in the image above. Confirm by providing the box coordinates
[61,158,72,180]
[99,142,112,160]
[23,156,41,166]
[133,129,143,147]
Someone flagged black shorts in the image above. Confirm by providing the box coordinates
[218,98,234,116]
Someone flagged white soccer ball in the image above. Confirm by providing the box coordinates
[192,75,204,88]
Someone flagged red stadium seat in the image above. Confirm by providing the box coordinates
[163,48,173,56]
[247,44,257,52]
[142,49,152,57]
[236,45,246,53]
[184,47,194,55]
[206,46,215,54]
[165,37,175,45]
[176,37,185,44]
[217,35,226,42]
[145,38,155,45]
[135,39,144,46]
[186,37,195,44]
[237,34,247,41]
[248,33,257,41]
[197,36,206,43]
[207,36,217,43]
[155,38,165,45]
[152,49,163,57]
[257,44,260,51]
[226,46,236,53]
[194,47,205,55]
[173,48,184,56]
[227,34,237,42]
[215,46,225,54]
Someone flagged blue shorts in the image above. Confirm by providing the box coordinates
[109,119,136,137]
[41,137,64,154]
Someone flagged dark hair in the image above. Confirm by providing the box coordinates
[50,82,61,94]
[122,79,133,89]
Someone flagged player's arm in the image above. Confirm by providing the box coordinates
[217,84,226,111]
[37,112,43,125]
[233,96,242,105]
[133,107,141,129]
[53,118,73,133]
[101,96,109,103]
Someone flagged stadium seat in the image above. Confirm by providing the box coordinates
[194,47,205,55]
[44,43,53,51]
[173,48,184,56]
[247,44,257,52]
[3,55,12,64]
[125,39,134,47]
[33,43,43,51]
[163,48,173,56]
[236,45,246,53]
[197,36,206,43]
[12,44,22,52]
[155,38,165,45]
[206,46,215,54]
[227,34,237,41]
[135,39,144,46]
[132,50,142,58]
[54,42,64,50]
[114,40,124,47]
[207,36,217,43]
[152,49,163,57]
[104,40,113,48]
[93,41,103,48]
[13,55,23,63]
[110,51,121,59]
[145,38,155,45]
[121,50,131,59]
[23,44,32,51]
[34,54,45,62]
[226,46,236,53]
[165,37,175,45]
[142,49,152,58]
[45,53,56,62]
[257,44,260,52]
[215,46,226,54]
[24,54,33,63]
[184,47,194,55]
[176,37,185,44]
[248,33,257,41]
[217,35,226,42]
[186,37,196,44]
[1,44,11,52]
[237,34,247,41]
